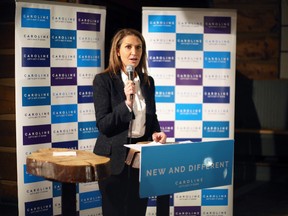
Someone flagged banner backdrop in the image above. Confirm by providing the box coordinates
[142,7,236,215]
[15,0,106,215]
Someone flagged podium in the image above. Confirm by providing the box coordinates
[126,140,234,198]
[26,148,111,216]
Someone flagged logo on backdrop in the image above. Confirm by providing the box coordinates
[22,86,50,106]
[177,15,203,29]
[51,15,75,25]
[176,86,203,104]
[176,51,203,68]
[51,67,77,86]
[78,34,100,45]
[78,121,99,139]
[174,206,201,216]
[204,37,231,48]
[25,184,51,197]
[175,122,202,139]
[176,68,203,85]
[79,190,102,210]
[148,15,176,33]
[22,48,50,67]
[204,51,231,69]
[23,33,49,42]
[77,49,101,67]
[21,7,50,28]
[176,33,203,51]
[176,104,202,120]
[51,29,76,48]
[203,86,230,103]
[24,109,50,122]
[202,189,228,206]
[51,124,78,142]
[78,104,96,121]
[149,69,175,86]
[204,16,231,34]
[147,34,175,48]
[204,70,231,84]
[174,192,201,204]
[203,121,229,138]
[203,105,230,120]
[25,198,53,216]
[77,12,101,31]
[78,142,95,151]
[51,104,78,123]
[148,50,175,68]
[159,121,175,138]
[23,124,51,145]
[155,86,175,103]
[78,86,94,103]
[23,71,50,82]
[78,70,96,82]
[156,103,175,120]
[51,50,76,66]
[51,87,77,104]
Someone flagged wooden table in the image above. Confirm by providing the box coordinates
[26,148,110,216]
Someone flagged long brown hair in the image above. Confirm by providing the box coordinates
[104,28,149,84]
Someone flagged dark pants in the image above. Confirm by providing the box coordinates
[99,136,170,216]
[157,194,170,216]
[98,165,148,216]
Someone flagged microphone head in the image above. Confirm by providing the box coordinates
[126,65,134,81]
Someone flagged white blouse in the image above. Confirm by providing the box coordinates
[121,71,146,138]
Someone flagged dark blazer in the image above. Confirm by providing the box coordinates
[92,70,161,175]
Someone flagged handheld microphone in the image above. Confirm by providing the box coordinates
[126,65,134,100]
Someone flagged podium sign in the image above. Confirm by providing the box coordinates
[140,140,234,198]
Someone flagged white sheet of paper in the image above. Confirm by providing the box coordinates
[52,151,77,156]
[124,140,193,152]
[124,141,163,152]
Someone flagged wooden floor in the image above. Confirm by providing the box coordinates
[1,180,288,216]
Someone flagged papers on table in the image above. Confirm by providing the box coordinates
[124,140,193,152]
[52,151,77,156]
[124,141,163,152]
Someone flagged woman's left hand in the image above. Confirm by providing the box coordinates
[152,132,167,144]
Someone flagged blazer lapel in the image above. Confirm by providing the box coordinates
[138,72,148,100]
[114,71,126,100]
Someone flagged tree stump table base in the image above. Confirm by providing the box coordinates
[26,148,110,215]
